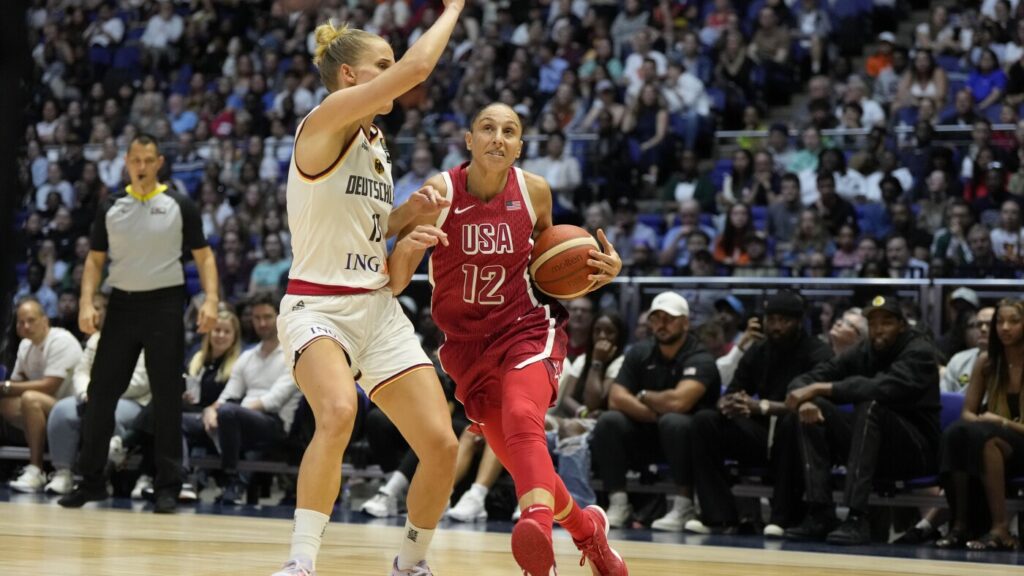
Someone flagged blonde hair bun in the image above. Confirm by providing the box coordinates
[313,19,350,68]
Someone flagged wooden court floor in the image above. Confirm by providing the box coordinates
[0,502,1020,575]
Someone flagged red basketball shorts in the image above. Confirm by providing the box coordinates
[438,307,568,423]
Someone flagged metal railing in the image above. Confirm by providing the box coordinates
[408,275,1024,336]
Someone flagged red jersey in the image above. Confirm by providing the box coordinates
[429,162,549,340]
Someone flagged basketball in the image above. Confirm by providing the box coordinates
[529,225,601,299]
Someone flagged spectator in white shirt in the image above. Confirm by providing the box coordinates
[622,29,667,92]
[83,3,124,48]
[523,131,582,218]
[35,163,74,211]
[990,198,1024,262]
[200,294,300,504]
[141,1,184,69]
[3,298,83,493]
[836,75,886,128]
[44,293,151,495]
[97,137,125,191]
[942,306,995,393]
[661,62,709,150]
[273,70,314,119]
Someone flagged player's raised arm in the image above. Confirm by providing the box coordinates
[388,173,450,295]
[296,1,463,166]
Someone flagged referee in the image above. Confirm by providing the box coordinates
[59,134,218,513]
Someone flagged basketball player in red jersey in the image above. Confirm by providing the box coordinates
[271,3,463,576]
[388,103,628,576]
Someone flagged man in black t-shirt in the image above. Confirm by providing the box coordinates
[590,291,720,530]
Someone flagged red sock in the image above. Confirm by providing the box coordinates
[521,504,554,538]
[554,480,594,541]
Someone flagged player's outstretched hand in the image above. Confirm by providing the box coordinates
[587,228,622,290]
[400,225,449,251]
[409,185,451,217]
[443,0,466,11]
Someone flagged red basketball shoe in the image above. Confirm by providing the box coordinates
[573,506,629,576]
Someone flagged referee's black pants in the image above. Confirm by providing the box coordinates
[78,286,186,496]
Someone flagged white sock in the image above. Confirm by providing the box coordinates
[468,482,489,499]
[915,518,933,531]
[675,495,695,514]
[290,508,330,567]
[397,519,435,570]
[383,472,410,497]
[609,491,628,507]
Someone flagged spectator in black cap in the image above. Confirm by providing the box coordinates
[784,295,941,545]
[607,197,659,268]
[687,291,833,536]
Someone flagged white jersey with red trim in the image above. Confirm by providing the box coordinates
[286,110,395,291]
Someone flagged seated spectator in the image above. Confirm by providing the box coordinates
[713,203,754,267]
[688,292,832,536]
[814,172,857,235]
[44,293,150,495]
[606,197,659,269]
[784,296,940,545]
[591,292,720,529]
[720,149,755,207]
[551,311,628,427]
[938,299,1024,551]
[940,89,980,127]
[660,62,709,150]
[3,298,83,493]
[660,149,715,212]
[836,75,885,128]
[35,163,74,212]
[882,234,927,279]
[866,32,895,78]
[827,307,868,356]
[766,124,797,172]
[931,200,975,267]
[968,48,1008,111]
[248,232,290,297]
[831,223,861,272]
[140,0,184,71]
[13,262,58,320]
[820,149,867,205]
[887,202,934,261]
[943,306,996,393]
[895,49,948,111]
[659,199,718,271]
[990,198,1024,262]
[767,173,802,249]
[522,131,581,220]
[782,207,835,269]
[200,294,300,504]
[622,84,670,183]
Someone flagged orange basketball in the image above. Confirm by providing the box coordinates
[529,225,601,299]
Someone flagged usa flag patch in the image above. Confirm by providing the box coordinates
[505,200,522,211]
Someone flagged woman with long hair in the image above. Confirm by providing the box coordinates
[552,311,630,429]
[271,3,465,575]
[713,202,754,267]
[937,299,1024,551]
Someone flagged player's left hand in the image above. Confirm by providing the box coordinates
[409,185,450,217]
[197,297,218,334]
[587,229,622,290]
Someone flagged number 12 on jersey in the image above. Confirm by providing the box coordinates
[461,264,506,305]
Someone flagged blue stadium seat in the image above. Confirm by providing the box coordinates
[206,234,221,251]
[937,55,964,74]
[637,213,664,235]
[711,159,732,190]
[185,276,202,297]
[940,392,965,430]
[0,365,6,381]
[751,205,767,231]
[112,45,141,70]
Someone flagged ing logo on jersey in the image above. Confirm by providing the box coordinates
[374,158,385,175]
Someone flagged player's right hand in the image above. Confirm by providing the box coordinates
[79,302,100,335]
[401,225,449,250]
[409,185,451,217]
[443,0,466,10]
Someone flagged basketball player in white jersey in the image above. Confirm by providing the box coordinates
[271,3,463,575]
